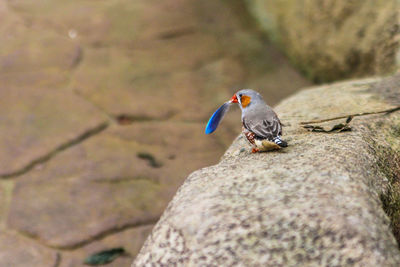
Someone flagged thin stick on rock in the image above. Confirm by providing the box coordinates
[299,106,400,125]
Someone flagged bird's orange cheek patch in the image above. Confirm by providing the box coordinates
[241,96,251,108]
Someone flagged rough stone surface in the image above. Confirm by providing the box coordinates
[245,0,400,82]
[0,231,59,267]
[134,76,400,266]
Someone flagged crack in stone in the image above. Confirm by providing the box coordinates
[158,26,197,40]
[0,122,109,179]
[15,217,158,251]
[59,218,158,250]
[115,112,176,125]
[71,89,116,121]
[92,176,159,184]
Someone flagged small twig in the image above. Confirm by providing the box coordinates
[299,106,400,125]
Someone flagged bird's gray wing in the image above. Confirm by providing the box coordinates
[243,116,281,140]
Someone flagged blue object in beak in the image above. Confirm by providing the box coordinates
[205,102,231,134]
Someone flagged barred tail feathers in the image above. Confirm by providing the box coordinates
[273,136,287,147]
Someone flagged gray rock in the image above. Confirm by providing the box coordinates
[133,76,400,266]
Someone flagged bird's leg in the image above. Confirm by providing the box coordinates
[251,147,260,153]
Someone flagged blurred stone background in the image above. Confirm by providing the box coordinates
[0,0,397,266]
[245,0,399,82]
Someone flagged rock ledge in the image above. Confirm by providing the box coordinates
[133,76,400,266]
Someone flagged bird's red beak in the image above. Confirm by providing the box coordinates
[229,94,238,103]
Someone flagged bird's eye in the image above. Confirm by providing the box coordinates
[239,94,242,98]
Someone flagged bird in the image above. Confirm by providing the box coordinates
[205,89,287,153]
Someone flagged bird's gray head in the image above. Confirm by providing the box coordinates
[229,89,264,110]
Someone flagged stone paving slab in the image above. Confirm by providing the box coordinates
[9,175,162,249]
[0,231,59,267]
[59,225,153,267]
[0,87,108,177]
[0,30,81,73]
[7,123,228,248]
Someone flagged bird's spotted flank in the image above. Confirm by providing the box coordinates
[243,127,256,145]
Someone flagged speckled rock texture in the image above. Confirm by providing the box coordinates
[133,75,400,266]
[245,0,399,82]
